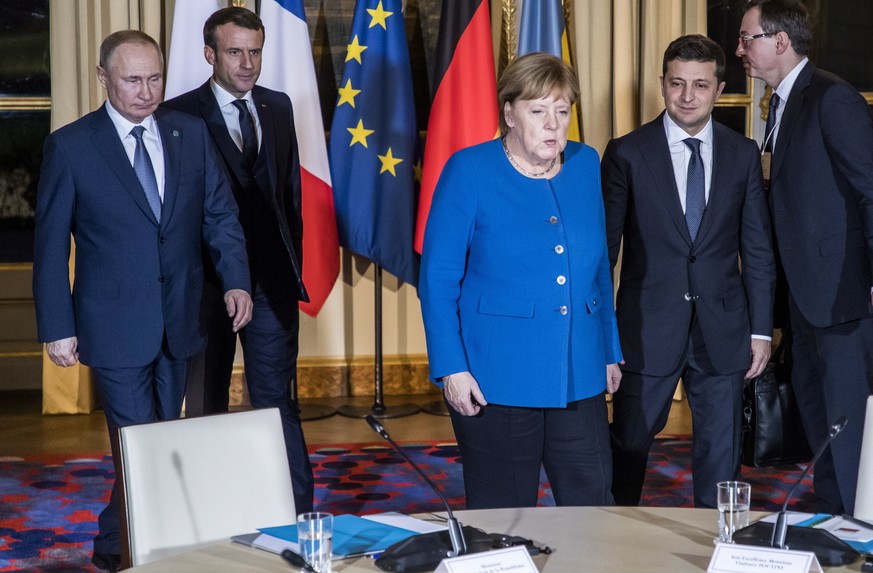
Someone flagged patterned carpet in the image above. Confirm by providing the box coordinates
[0,438,813,572]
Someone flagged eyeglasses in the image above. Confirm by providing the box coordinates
[739,32,776,48]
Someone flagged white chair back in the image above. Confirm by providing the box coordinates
[855,395,873,521]
[118,408,296,566]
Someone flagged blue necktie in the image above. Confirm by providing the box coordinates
[684,138,705,243]
[763,92,780,153]
[232,99,258,169]
[130,125,161,223]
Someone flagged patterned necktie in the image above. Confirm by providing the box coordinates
[764,92,781,153]
[130,125,161,223]
[232,99,258,169]
[684,138,705,243]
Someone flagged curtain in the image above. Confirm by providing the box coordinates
[572,0,706,155]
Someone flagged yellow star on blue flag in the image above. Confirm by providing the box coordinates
[329,0,420,286]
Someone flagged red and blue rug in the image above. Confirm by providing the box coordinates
[0,438,813,572]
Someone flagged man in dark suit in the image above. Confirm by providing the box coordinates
[162,7,313,515]
[603,35,775,508]
[738,0,873,514]
[32,31,252,571]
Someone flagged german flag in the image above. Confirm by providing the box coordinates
[413,0,499,253]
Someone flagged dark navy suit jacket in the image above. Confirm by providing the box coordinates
[768,63,873,328]
[162,82,307,303]
[602,114,775,376]
[33,104,250,367]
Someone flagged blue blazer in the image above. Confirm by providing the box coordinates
[33,105,250,368]
[419,140,622,408]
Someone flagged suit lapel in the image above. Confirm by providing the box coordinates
[639,116,693,247]
[253,89,279,195]
[154,108,181,228]
[693,124,734,247]
[89,105,159,226]
[771,62,813,182]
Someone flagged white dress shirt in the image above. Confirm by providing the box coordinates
[210,79,262,153]
[105,100,165,200]
[663,112,714,213]
[766,57,809,152]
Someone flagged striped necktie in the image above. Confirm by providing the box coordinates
[130,125,161,222]
[684,137,705,243]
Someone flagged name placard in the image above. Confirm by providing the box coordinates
[708,542,822,573]
[434,546,539,573]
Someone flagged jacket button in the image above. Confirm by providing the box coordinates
[559,306,568,315]
[549,216,558,224]
[554,245,564,254]
[556,275,566,285]
[160,237,167,244]
[158,275,165,283]
[684,292,692,301]
[689,255,696,263]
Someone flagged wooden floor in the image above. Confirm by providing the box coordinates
[0,390,692,457]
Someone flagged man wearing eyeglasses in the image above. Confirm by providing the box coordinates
[737,0,873,515]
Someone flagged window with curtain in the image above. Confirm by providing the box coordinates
[0,0,50,263]
[708,0,873,138]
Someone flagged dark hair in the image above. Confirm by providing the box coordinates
[203,7,265,50]
[662,34,726,83]
[743,0,811,56]
[497,52,580,136]
[99,30,163,70]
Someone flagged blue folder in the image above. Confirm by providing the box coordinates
[259,514,418,557]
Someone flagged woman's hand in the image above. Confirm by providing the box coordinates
[443,371,488,416]
[606,363,623,394]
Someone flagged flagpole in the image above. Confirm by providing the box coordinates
[337,264,420,419]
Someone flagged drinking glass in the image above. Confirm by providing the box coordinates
[297,512,333,573]
[716,481,751,543]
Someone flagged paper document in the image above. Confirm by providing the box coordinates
[757,512,817,525]
[796,513,873,553]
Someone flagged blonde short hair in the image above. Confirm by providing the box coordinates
[497,52,580,136]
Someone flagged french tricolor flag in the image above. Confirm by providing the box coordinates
[257,0,341,317]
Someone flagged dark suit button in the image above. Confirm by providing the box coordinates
[689,255,696,263]
[158,275,165,282]
[160,237,167,244]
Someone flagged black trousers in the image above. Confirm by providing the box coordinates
[610,316,744,508]
[187,281,313,515]
[789,295,873,514]
[448,392,614,509]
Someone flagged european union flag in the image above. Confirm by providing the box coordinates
[329,0,420,286]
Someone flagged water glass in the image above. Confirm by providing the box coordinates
[716,481,751,543]
[297,512,333,573]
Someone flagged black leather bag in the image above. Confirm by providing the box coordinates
[741,339,813,467]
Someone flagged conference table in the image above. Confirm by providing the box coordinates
[126,506,865,572]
